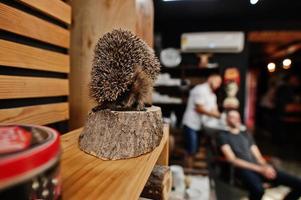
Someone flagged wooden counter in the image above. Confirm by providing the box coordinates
[61,124,169,200]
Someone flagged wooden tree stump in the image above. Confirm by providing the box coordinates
[141,165,172,200]
[78,106,163,160]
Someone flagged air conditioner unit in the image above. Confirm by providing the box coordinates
[181,32,245,53]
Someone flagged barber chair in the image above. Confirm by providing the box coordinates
[204,127,275,200]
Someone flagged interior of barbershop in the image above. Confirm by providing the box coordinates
[0,0,301,200]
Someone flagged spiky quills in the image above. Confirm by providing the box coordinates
[90,29,160,104]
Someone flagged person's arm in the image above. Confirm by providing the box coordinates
[195,104,221,118]
[250,145,267,166]
[221,144,276,179]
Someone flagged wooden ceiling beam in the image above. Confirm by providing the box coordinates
[271,43,301,59]
[248,31,301,43]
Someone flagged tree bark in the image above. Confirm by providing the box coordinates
[141,165,172,200]
[79,106,163,160]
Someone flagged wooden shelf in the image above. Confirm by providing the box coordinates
[61,124,169,200]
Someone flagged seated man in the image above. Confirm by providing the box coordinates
[218,110,301,200]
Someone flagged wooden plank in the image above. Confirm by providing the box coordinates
[0,102,69,125]
[157,124,169,166]
[61,124,169,200]
[0,75,69,99]
[19,0,71,24]
[271,43,301,59]
[0,3,69,48]
[248,31,301,43]
[0,39,69,73]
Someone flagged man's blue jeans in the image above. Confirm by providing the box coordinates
[237,168,301,200]
[183,125,200,155]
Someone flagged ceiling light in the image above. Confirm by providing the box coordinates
[250,0,259,5]
[283,58,292,67]
[283,65,291,70]
[267,62,276,73]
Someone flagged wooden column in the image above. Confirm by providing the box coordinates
[69,0,154,130]
[136,0,154,47]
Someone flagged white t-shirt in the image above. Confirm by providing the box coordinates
[182,83,218,131]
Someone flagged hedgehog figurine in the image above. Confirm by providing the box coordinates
[90,29,160,111]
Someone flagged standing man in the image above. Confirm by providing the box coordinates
[182,73,222,168]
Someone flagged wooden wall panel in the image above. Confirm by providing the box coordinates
[0,1,70,129]
[19,0,71,24]
[0,103,69,125]
[0,75,69,99]
[0,39,69,73]
[0,3,69,48]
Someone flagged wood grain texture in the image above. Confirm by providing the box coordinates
[0,75,69,99]
[61,124,169,200]
[0,3,69,48]
[0,102,69,125]
[135,0,154,47]
[141,165,172,200]
[69,0,137,129]
[19,0,71,24]
[248,31,301,43]
[271,43,301,59]
[0,39,69,73]
[156,125,169,166]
